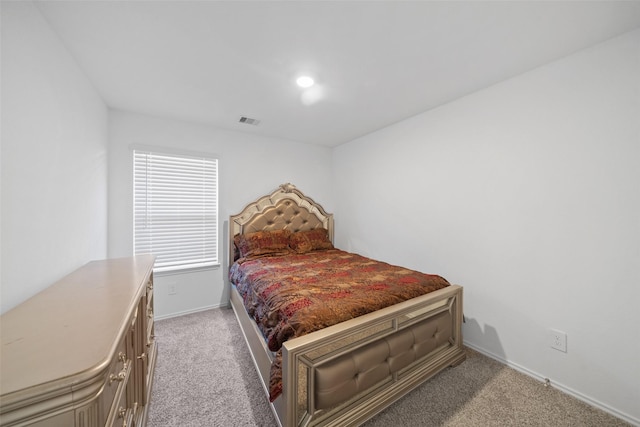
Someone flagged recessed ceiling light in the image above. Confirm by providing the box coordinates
[296,76,315,88]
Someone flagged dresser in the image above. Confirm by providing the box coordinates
[0,255,157,427]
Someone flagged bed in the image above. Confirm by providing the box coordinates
[228,183,465,427]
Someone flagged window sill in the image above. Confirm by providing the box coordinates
[154,263,220,277]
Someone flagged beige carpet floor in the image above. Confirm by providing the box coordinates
[147,308,630,427]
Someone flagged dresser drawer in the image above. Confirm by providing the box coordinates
[104,347,132,427]
[109,378,134,427]
[100,334,131,425]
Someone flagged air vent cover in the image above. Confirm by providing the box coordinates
[239,116,260,126]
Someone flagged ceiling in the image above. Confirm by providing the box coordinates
[35,1,640,147]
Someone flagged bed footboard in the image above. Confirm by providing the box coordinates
[282,284,465,427]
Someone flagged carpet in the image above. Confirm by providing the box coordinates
[147,308,629,427]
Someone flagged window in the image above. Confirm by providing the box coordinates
[134,150,218,272]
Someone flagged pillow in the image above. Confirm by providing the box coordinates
[289,228,333,253]
[288,232,313,253]
[234,229,292,258]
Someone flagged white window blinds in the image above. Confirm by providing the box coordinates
[134,150,218,272]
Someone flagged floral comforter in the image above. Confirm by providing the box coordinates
[229,248,449,400]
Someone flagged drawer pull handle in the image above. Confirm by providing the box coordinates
[109,371,126,384]
[137,352,147,361]
[109,361,128,384]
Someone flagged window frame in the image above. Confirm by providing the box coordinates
[133,148,219,273]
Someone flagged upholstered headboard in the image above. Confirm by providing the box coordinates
[229,183,334,269]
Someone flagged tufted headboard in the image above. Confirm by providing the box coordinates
[229,183,334,269]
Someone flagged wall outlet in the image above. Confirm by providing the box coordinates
[549,329,567,352]
[168,283,177,295]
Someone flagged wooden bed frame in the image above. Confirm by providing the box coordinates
[228,184,465,427]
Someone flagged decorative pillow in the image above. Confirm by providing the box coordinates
[234,229,292,258]
[289,228,333,253]
[288,232,313,253]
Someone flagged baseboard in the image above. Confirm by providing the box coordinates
[154,303,229,321]
[463,341,639,427]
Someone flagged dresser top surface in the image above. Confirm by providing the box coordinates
[0,255,155,398]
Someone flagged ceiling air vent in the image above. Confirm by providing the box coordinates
[239,116,260,126]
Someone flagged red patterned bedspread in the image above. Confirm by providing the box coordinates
[229,248,450,401]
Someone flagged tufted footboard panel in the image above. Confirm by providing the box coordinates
[314,311,451,410]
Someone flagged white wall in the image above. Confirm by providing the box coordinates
[108,111,333,319]
[1,2,109,314]
[333,29,640,424]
